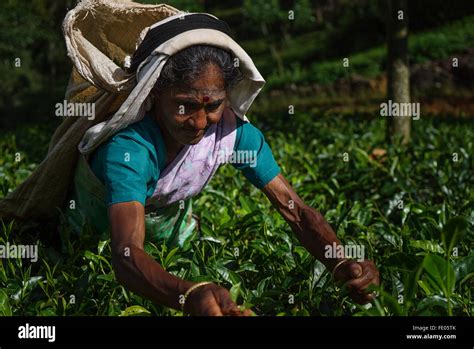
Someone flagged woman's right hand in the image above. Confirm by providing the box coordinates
[183,283,253,316]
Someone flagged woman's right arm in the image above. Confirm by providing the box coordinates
[108,201,248,316]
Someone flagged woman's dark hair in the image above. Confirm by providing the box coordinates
[133,45,243,92]
[157,45,242,91]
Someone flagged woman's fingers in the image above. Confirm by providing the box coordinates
[215,288,241,315]
[199,295,224,316]
[345,268,376,292]
[346,261,363,279]
[189,284,253,316]
[213,288,254,316]
[194,288,224,316]
[334,260,362,282]
[340,261,380,304]
[240,308,254,316]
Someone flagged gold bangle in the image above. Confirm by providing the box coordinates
[181,281,213,312]
[331,259,350,281]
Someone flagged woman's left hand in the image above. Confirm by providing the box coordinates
[333,260,380,304]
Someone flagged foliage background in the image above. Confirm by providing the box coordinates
[0,0,472,316]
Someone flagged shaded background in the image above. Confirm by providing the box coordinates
[0,0,473,317]
[1,0,473,133]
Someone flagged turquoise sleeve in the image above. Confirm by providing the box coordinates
[232,117,281,188]
[89,134,159,207]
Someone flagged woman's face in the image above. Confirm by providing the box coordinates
[153,64,227,145]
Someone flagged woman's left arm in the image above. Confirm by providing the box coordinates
[261,173,380,304]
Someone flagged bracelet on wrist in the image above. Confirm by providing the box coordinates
[181,281,213,312]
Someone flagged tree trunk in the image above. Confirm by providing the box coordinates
[386,0,410,144]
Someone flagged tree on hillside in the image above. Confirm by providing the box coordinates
[386,0,411,144]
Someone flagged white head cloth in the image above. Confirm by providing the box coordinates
[78,12,265,155]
